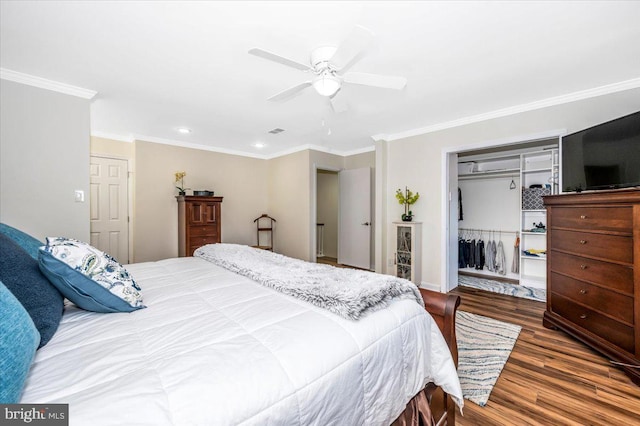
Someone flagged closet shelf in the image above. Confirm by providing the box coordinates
[459,168,520,180]
[520,274,546,285]
[522,255,547,261]
[521,231,546,235]
[522,167,552,173]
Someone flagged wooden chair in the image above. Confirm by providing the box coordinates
[253,214,276,251]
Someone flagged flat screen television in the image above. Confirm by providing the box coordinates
[561,111,640,192]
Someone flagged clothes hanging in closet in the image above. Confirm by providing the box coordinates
[511,234,520,274]
[495,240,507,275]
[458,238,467,268]
[469,239,476,268]
[485,239,496,272]
[475,238,485,270]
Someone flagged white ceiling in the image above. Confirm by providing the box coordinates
[2,1,640,158]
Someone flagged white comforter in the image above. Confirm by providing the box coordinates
[22,257,462,425]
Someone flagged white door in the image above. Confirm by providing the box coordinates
[338,167,371,269]
[90,156,129,263]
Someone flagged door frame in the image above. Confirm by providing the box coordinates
[310,163,341,264]
[90,154,133,263]
[440,129,565,293]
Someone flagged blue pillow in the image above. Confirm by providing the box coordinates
[0,234,64,348]
[0,223,43,260]
[0,281,40,403]
[38,237,145,313]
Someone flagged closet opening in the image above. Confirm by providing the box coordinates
[442,134,562,293]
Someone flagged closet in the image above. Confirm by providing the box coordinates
[457,139,559,288]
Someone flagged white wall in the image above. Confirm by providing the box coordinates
[381,87,640,289]
[0,79,90,242]
[458,176,520,280]
[134,140,269,262]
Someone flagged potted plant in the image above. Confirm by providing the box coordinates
[395,187,420,221]
[175,171,189,195]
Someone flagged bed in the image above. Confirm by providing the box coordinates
[3,233,463,425]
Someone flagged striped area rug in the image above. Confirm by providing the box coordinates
[456,310,521,406]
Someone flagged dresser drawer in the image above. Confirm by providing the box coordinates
[550,229,633,264]
[189,238,219,256]
[550,251,634,295]
[550,272,634,324]
[189,225,218,237]
[550,206,632,232]
[189,235,219,247]
[550,293,635,353]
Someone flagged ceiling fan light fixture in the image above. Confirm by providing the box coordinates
[312,73,340,97]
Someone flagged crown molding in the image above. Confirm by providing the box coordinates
[131,134,270,160]
[339,145,376,157]
[382,77,640,142]
[263,143,375,160]
[91,131,134,143]
[0,68,97,99]
[94,133,375,160]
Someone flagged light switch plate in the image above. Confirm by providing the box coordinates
[74,190,85,202]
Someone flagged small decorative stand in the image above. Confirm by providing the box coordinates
[252,214,276,251]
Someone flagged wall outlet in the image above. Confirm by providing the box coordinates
[74,190,85,202]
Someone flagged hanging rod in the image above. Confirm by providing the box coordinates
[458,227,519,234]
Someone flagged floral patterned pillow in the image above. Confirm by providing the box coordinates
[38,237,145,313]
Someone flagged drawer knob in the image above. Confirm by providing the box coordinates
[580,215,587,219]
[579,240,587,244]
[579,314,588,320]
[579,289,587,295]
[580,264,588,270]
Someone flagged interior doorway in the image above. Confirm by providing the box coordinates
[312,165,373,270]
[316,169,339,265]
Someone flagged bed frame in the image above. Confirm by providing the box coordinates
[393,288,460,426]
[423,288,461,426]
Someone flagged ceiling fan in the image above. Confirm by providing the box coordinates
[248,25,407,112]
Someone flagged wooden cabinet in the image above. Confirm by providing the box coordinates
[393,222,422,285]
[543,189,640,385]
[177,196,223,256]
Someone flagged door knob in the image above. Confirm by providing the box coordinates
[361,222,371,226]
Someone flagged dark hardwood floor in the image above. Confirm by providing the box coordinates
[317,256,340,267]
[450,286,640,426]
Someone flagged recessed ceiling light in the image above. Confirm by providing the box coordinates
[253,142,266,148]
[176,127,192,134]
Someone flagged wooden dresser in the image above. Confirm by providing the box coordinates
[544,188,639,385]
[177,195,223,256]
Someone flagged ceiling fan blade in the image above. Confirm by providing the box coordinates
[330,25,374,72]
[329,90,348,113]
[249,48,312,71]
[267,81,312,102]
[343,72,407,90]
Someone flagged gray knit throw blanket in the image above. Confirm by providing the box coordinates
[194,244,424,320]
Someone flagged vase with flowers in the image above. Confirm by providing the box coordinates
[395,186,420,221]
[175,171,190,195]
